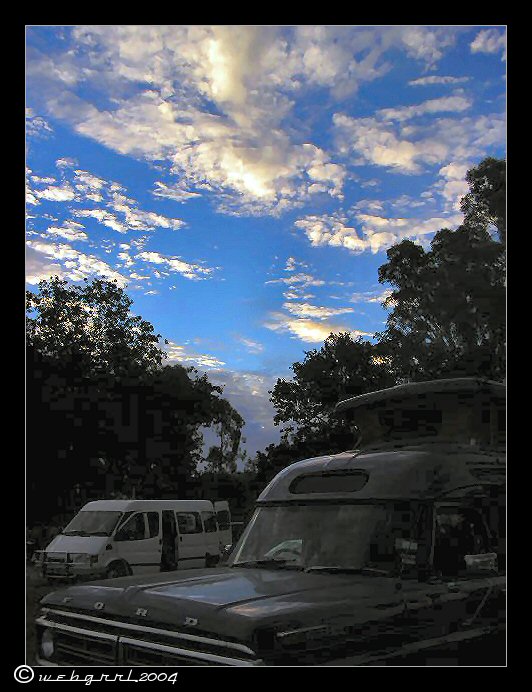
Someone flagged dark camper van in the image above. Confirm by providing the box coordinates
[35,378,505,666]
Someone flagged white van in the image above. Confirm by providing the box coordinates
[37,499,223,581]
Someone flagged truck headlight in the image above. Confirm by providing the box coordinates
[40,628,54,659]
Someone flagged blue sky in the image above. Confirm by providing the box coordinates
[25,25,506,459]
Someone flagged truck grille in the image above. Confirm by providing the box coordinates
[54,631,116,665]
[37,609,261,666]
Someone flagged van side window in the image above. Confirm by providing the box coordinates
[177,512,203,534]
[433,507,490,577]
[202,511,218,533]
[146,512,160,538]
[115,513,146,541]
[216,510,231,531]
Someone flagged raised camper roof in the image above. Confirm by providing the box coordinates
[335,377,505,413]
[257,443,505,505]
[334,377,505,450]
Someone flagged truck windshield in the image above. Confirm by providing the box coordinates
[62,511,123,537]
[231,503,418,572]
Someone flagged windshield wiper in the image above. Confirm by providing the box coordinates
[304,565,362,574]
[233,559,303,570]
[305,565,391,576]
[62,530,90,536]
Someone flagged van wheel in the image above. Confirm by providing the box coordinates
[106,561,128,579]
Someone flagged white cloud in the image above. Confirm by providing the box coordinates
[408,75,470,86]
[349,289,393,304]
[435,161,471,211]
[28,26,462,216]
[283,302,354,320]
[74,208,128,233]
[26,240,128,285]
[32,163,187,233]
[235,336,264,354]
[295,210,464,254]
[265,272,326,289]
[135,250,215,280]
[152,181,201,203]
[26,111,53,138]
[109,192,186,231]
[470,29,506,60]
[264,311,371,343]
[46,220,88,242]
[34,183,77,202]
[333,111,505,174]
[26,246,63,284]
[56,157,78,169]
[165,340,226,368]
[378,94,472,122]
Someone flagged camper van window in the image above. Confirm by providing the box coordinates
[62,511,122,537]
[146,512,160,538]
[115,513,147,541]
[177,512,202,534]
[433,507,491,577]
[216,510,231,531]
[202,511,218,533]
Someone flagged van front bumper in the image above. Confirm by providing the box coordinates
[41,562,105,580]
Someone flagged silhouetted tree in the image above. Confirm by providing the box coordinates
[461,157,506,244]
[26,278,245,522]
[270,333,394,454]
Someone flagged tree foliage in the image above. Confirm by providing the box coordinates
[378,160,505,382]
[270,333,394,454]
[460,157,506,243]
[26,278,245,522]
[26,277,166,375]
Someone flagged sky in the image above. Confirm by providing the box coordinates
[25,25,506,460]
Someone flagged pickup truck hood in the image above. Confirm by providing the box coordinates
[41,567,410,648]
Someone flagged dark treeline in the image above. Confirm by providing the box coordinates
[26,157,505,528]
[26,280,249,526]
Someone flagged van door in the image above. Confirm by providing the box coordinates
[176,510,205,569]
[201,509,220,561]
[214,501,232,547]
[160,510,178,571]
[114,511,162,575]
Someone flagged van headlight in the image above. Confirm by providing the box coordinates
[40,628,54,659]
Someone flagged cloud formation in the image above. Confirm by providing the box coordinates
[26,240,128,285]
[264,311,371,343]
[470,28,506,60]
[294,210,463,254]
[27,25,464,216]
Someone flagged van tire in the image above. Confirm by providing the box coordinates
[106,561,128,579]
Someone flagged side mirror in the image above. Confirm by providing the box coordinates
[219,544,234,563]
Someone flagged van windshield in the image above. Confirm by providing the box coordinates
[231,503,419,572]
[62,511,123,537]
